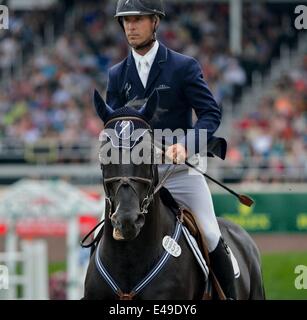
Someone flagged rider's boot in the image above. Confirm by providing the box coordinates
[209,237,237,300]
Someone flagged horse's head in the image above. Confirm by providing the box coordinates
[94,89,161,241]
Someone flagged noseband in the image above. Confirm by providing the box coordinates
[103,175,155,217]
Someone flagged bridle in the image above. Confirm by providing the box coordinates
[80,115,175,249]
[103,175,155,218]
[101,116,157,219]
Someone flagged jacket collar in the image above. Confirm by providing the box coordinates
[124,42,168,97]
[131,40,159,71]
[127,41,168,66]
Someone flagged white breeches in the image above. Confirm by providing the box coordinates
[158,164,221,252]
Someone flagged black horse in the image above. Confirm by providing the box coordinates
[83,90,265,300]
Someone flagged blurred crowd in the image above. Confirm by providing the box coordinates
[0,0,304,181]
[0,5,102,144]
[226,55,307,183]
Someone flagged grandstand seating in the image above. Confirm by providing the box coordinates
[0,0,305,182]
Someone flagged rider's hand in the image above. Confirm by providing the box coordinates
[165,144,187,164]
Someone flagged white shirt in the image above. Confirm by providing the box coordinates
[132,40,159,88]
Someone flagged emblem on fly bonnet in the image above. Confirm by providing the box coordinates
[115,120,135,140]
[94,87,166,150]
[112,120,144,149]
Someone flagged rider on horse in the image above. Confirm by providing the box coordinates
[105,0,237,299]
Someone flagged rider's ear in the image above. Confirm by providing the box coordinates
[93,89,114,123]
[155,16,160,28]
[138,89,160,121]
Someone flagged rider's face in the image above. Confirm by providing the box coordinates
[123,15,156,49]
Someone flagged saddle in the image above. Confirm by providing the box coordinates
[159,187,227,300]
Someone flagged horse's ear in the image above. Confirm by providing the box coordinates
[138,89,160,121]
[93,89,114,122]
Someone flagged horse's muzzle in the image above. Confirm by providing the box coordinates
[111,212,145,241]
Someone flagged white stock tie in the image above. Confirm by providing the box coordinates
[138,58,150,88]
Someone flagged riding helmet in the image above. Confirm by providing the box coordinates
[115,0,165,18]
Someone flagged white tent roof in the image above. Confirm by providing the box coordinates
[0,179,104,219]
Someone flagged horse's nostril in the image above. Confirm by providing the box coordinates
[111,215,121,228]
[135,214,145,226]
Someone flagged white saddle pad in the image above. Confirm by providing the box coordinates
[182,226,240,279]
